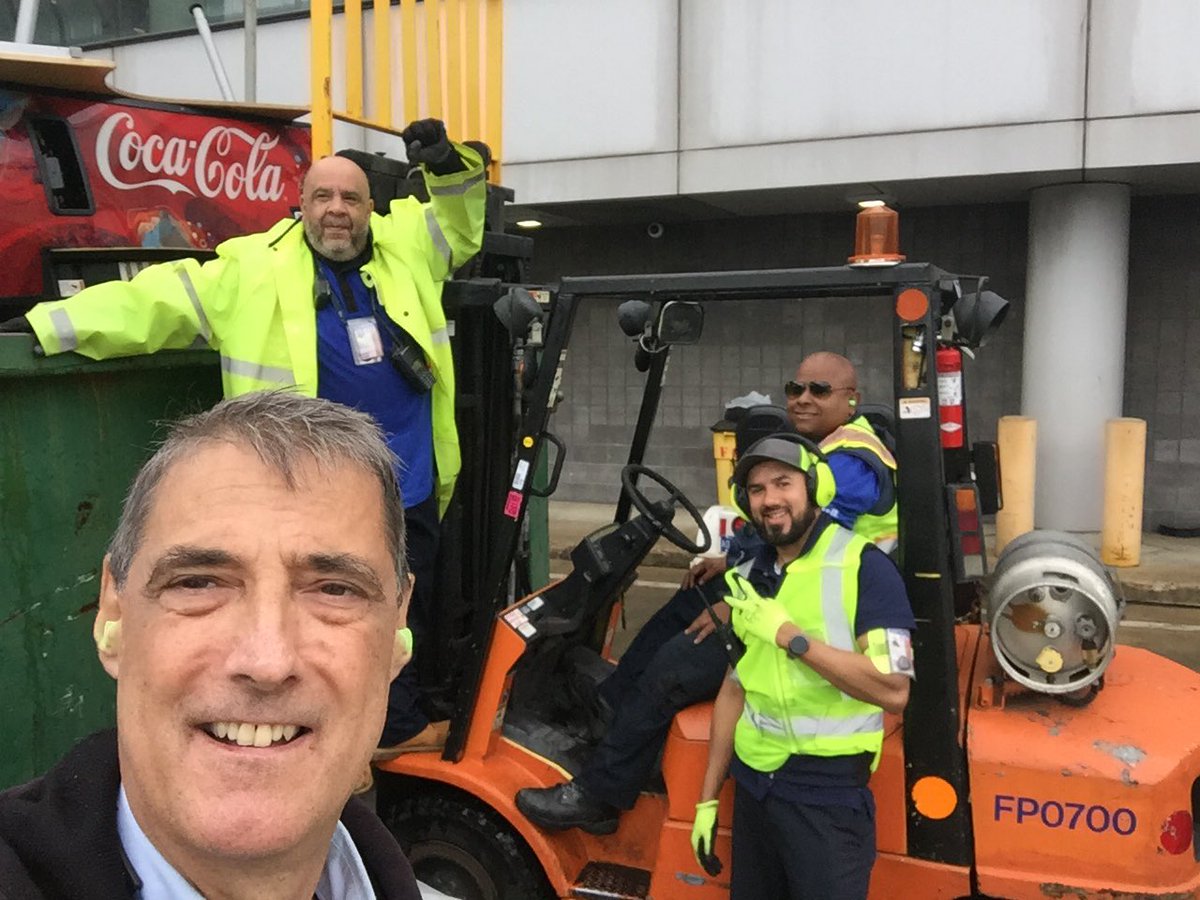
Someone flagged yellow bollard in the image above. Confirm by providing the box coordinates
[995,416,1037,554]
[712,430,736,507]
[1101,418,1147,567]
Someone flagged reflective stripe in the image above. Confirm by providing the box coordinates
[742,702,883,738]
[428,171,485,196]
[430,327,450,345]
[175,266,212,342]
[823,421,896,469]
[49,309,77,351]
[220,355,295,386]
[821,527,855,651]
[424,208,453,267]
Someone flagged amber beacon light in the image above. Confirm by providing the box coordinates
[848,200,906,266]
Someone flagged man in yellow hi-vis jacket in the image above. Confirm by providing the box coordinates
[691,434,915,899]
[10,118,486,759]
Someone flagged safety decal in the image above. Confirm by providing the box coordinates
[993,795,1137,836]
[898,397,932,419]
[503,489,523,519]
[512,459,530,490]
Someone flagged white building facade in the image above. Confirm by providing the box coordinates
[76,0,1199,530]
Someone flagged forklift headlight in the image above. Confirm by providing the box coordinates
[951,289,1009,349]
[617,300,653,337]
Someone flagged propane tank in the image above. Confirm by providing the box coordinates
[935,347,964,448]
[985,531,1123,695]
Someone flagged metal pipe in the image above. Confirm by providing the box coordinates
[14,0,40,43]
[244,0,257,103]
[190,4,235,101]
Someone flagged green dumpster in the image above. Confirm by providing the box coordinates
[0,336,220,788]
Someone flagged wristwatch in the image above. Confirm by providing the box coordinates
[786,633,810,659]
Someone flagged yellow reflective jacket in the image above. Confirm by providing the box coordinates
[727,523,884,772]
[821,414,899,549]
[26,147,487,516]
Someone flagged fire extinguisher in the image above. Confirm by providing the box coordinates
[935,347,964,448]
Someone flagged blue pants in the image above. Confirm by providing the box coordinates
[576,578,730,808]
[380,494,440,745]
[731,782,876,900]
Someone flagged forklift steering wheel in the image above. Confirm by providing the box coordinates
[620,464,711,555]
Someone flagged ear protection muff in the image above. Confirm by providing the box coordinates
[95,619,122,656]
[729,433,835,518]
[393,626,413,670]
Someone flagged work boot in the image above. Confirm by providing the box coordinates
[373,720,450,761]
[515,781,619,835]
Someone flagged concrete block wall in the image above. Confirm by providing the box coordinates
[1126,197,1200,530]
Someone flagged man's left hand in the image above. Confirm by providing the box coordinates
[401,118,465,176]
[684,600,730,644]
[725,593,792,647]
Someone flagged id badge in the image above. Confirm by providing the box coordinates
[347,317,384,366]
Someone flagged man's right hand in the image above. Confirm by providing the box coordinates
[680,556,727,590]
[684,601,730,644]
[690,799,722,876]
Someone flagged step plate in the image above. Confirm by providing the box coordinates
[570,862,651,900]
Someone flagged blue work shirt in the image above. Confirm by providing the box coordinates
[315,254,434,509]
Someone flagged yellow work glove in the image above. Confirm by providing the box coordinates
[690,799,722,876]
[725,592,792,647]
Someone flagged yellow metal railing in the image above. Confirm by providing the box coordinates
[310,0,503,177]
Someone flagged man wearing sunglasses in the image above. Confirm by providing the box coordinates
[516,351,899,836]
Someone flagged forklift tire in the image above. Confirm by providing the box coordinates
[382,783,555,900]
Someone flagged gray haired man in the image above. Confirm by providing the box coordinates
[0,392,424,899]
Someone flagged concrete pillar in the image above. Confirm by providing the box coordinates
[1022,183,1130,531]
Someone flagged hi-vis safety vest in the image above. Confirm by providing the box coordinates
[26,146,487,517]
[821,415,899,550]
[726,524,885,773]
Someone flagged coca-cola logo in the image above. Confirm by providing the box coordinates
[95,111,286,202]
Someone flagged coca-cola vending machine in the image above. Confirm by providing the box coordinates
[0,56,310,318]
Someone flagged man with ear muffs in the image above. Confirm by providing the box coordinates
[691,432,914,899]
[515,351,901,837]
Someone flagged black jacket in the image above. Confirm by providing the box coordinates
[0,730,421,900]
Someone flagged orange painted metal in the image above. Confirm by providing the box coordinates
[869,853,971,898]
[969,634,1200,898]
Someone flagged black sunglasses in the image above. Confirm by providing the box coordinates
[784,380,853,399]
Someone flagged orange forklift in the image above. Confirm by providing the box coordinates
[377,259,1200,899]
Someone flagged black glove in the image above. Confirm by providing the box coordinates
[0,316,33,334]
[401,118,465,176]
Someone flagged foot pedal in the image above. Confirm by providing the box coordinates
[570,862,650,899]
